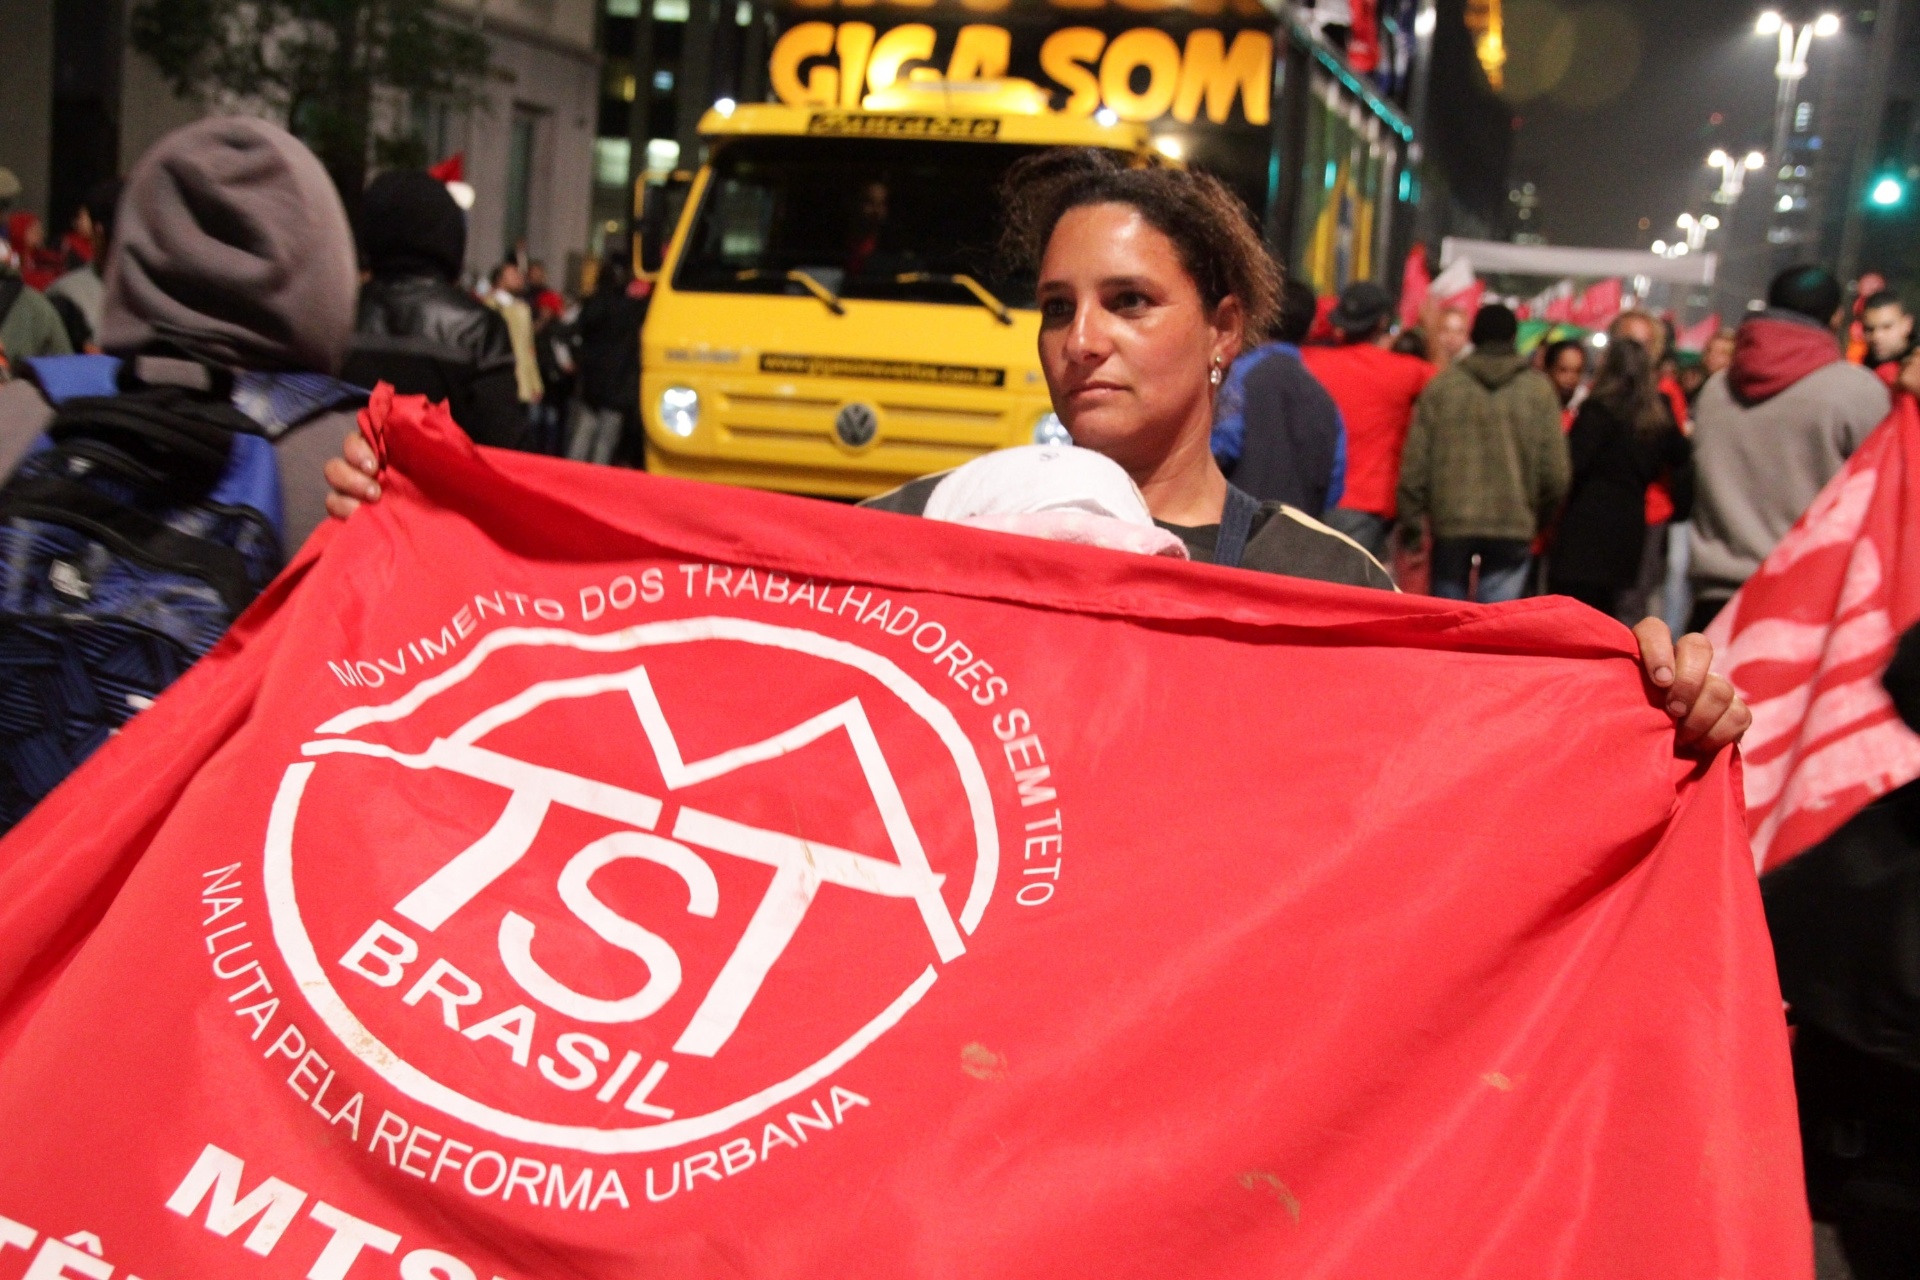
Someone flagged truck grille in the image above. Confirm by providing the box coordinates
[716,389,1013,459]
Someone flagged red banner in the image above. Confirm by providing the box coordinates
[1571,279,1624,331]
[0,392,1805,1278]
[1708,395,1920,871]
[1347,0,1381,72]
[1398,242,1430,331]
[1677,313,1723,354]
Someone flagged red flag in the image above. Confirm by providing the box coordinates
[1449,278,1487,319]
[1571,279,1623,330]
[1347,0,1381,72]
[1707,394,1920,872]
[1428,256,1482,319]
[0,390,1806,1278]
[1677,314,1723,353]
[1398,242,1430,331]
[1545,281,1576,324]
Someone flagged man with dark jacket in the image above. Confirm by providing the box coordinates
[1765,620,1920,1279]
[1212,279,1346,516]
[1397,305,1570,602]
[1688,266,1891,632]
[343,170,523,449]
[567,248,648,466]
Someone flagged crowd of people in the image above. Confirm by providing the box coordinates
[1,153,649,479]
[8,128,1908,633]
[6,113,1920,1268]
[1218,265,1914,640]
[4,116,1890,798]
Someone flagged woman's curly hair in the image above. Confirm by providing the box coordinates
[999,148,1281,350]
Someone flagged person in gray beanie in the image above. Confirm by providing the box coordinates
[0,115,365,549]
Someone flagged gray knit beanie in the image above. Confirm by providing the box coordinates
[100,116,357,375]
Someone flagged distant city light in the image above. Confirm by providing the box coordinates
[1651,240,1667,253]
[1709,149,1729,169]
[1592,334,1610,348]
[1756,10,1783,34]
[1414,6,1437,37]
[1870,176,1907,207]
[1747,151,1767,169]
[1672,243,1689,255]
[1813,12,1841,36]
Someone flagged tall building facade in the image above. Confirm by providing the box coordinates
[0,0,600,286]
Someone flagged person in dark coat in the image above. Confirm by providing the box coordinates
[342,170,524,448]
[1764,623,1920,1280]
[566,246,648,466]
[1210,279,1346,516]
[1548,337,1690,620]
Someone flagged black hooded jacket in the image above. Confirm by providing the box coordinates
[342,171,523,449]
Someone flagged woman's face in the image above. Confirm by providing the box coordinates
[1035,203,1240,479]
[1547,348,1586,403]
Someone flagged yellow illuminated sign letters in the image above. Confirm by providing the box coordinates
[769,21,1272,126]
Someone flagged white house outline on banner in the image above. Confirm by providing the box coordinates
[264,617,999,1155]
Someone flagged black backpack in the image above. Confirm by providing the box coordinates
[0,377,284,829]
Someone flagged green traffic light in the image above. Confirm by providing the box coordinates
[1870,175,1907,208]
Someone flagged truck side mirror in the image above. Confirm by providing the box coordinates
[637,183,669,276]
[635,172,694,278]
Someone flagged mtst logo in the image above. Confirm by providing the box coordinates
[266,617,998,1153]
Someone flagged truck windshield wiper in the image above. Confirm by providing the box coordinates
[735,268,845,315]
[892,272,1014,326]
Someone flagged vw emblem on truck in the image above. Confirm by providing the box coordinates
[834,403,878,448]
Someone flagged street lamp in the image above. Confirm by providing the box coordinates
[1760,11,1839,164]
[1676,211,1720,251]
[1709,149,1766,203]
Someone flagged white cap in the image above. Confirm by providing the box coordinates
[922,445,1155,527]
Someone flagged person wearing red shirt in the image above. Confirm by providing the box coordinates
[1300,281,1435,562]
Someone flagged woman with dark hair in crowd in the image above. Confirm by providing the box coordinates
[322,149,1747,749]
[1541,338,1588,425]
[1549,337,1691,621]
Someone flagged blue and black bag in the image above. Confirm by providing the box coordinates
[0,361,285,830]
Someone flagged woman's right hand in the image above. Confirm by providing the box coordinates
[323,429,383,520]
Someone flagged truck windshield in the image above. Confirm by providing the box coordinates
[673,136,1061,310]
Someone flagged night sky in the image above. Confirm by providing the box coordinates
[1503,0,1874,249]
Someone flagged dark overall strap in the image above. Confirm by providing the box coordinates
[1214,484,1260,569]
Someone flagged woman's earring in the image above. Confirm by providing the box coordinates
[1209,357,1224,387]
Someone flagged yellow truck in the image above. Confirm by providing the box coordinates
[636,81,1151,499]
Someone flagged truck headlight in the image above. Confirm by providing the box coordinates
[1032,411,1071,446]
[659,386,700,438]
